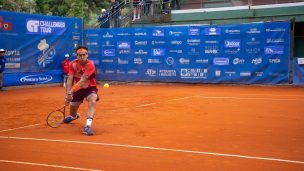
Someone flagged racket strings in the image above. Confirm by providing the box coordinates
[47,111,64,128]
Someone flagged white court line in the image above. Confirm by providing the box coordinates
[0,124,42,133]
[196,96,304,101]
[0,136,303,165]
[0,159,102,171]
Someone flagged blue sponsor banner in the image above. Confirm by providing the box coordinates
[95,21,290,84]
[293,58,304,85]
[0,10,83,86]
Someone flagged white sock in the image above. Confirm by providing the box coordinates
[86,117,93,127]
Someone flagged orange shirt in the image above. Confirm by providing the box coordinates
[69,59,97,87]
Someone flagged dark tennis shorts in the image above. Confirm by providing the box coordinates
[72,86,99,103]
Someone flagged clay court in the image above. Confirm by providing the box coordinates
[0,84,304,171]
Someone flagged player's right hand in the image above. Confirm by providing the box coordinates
[65,94,73,105]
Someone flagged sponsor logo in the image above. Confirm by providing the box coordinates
[102,41,114,47]
[225,71,236,76]
[181,68,208,78]
[188,28,199,36]
[134,41,148,46]
[134,49,148,55]
[159,70,176,77]
[252,58,262,65]
[188,48,199,56]
[152,48,165,56]
[102,32,114,38]
[37,39,56,68]
[240,72,251,76]
[134,58,143,64]
[246,48,261,54]
[215,70,221,77]
[105,70,115,74]
[266,38,284,43]
[255,72,263,77]
[246,37,261,45]
[187,39,200,46]
[213,58,229,65]
[195,59,209,64]
[171,40,183,45]
[119,49,130,54]
[205,40,219,44]
[128,70,139,74]
[246,28,261,34]
[169,49,182,54]
[145,69,157,76]
[26,19,65,35]
[179,58,190,64]
[152,29,164,36]
[117,32,131,36]
[85,33,98,37]
[4,49,21,56]
[20,74,52,84]
[297,58,304,64]
[166,57,174,65]
[224,49,240,55]
[117,41,131,49]
[265,28,286,32]
[151,40,165,45]
[169,31,183,36]
[264,46,284,55]
[117,70,126,74]
[102,49,115,56]
[0,16,13,31]
[118,58,128,64]
[205,46,219,54]
[269,58,281,63]
[134,32,147,36]
[233,58,245,64]
[148,58,161,64]
[86,42,98,46]
[224,39,241,48]
[225,29,241,34]
[205,27,221,35]
[101,59,114,63]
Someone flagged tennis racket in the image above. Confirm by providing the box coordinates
[46,105,66,128]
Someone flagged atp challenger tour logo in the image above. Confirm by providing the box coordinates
[26,19,66,35]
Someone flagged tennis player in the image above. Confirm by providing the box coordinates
[64,46,99,136]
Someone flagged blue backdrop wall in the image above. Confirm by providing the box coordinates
[85,21,291,84]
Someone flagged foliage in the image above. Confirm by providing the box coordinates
[0,0,111,27]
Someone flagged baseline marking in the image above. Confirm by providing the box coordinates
[0,159,102,171]
[0,124,42,133]
[196,96,303,101]
[0,136,303,165]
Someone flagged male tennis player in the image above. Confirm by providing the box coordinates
[64,46,99,136]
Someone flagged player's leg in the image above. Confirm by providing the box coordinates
[63,102,81,123]
[64,91,84,123]
[83,93,98,136]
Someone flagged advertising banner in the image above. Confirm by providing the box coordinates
[94,21,290,84]
[0,10,82,86]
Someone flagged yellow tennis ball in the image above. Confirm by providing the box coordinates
[103,83,109,89]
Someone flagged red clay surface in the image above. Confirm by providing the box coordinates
[0,84,304,171]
